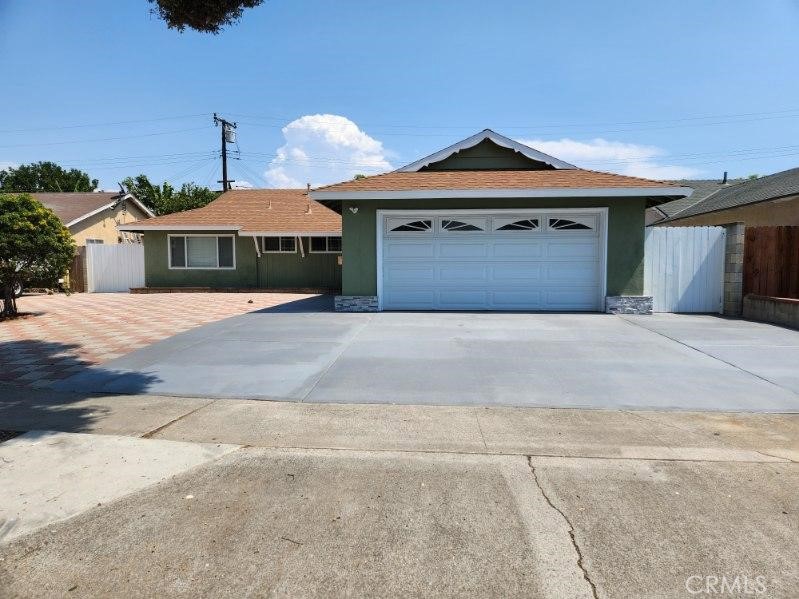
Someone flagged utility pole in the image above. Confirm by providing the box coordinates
[213,113,237,191]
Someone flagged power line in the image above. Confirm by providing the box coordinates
[229,106,799,136]
[0,113,207,134]
[0,126,212,148]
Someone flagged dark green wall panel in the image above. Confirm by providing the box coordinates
[143,232,341,290]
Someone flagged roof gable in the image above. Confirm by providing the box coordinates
[397,129,577,172]
[32,192,154,227]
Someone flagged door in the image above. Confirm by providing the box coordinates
[379,210,605,311]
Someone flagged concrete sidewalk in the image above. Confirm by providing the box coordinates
[1,386,797,598]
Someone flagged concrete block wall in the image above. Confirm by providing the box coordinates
[723,222,745,316]
[743,295,799,330]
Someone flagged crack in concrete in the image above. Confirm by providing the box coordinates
[527,456,599,599]
[140,400,217,439]
[473,409,489,451]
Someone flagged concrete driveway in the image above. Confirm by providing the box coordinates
[58,296,799,412]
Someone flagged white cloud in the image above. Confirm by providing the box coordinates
[231,180,253,190]
[0,161,18,172]
[519,138,702,180]
[264,115,392,188]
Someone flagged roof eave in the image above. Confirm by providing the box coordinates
[310,186,692,201]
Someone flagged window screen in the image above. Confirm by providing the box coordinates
[263,237,279,252]
[279,237,296,252]
[186,237,217,267]
[169,236,186,267]
[327,236,342,252]
[310,237,327,252]
[217,237,234,267]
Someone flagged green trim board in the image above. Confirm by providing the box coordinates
[143,231,341,290]
[341,197,647,297]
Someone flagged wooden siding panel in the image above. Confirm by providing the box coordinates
[744,226,799,299]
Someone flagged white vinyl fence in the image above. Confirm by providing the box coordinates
[644,227,726,313]
[85,243,145,292]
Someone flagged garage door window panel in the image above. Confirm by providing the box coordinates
[440,217,486,232]
[494,218,540,231]
[387,218,432,234]
[548,217,595,231]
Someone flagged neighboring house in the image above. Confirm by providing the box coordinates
[645,177,745,226]
[33,192,153,246]
[118,189,342,291]
[310,129,689,313]
[649,167,799,226]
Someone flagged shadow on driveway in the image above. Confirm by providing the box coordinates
[0,340,161,434]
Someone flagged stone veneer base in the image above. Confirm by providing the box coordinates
[605,296,653,315]
[334,295,379,312]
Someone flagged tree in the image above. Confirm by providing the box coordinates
[149,0,264,33]
[122,174,218,215]
[0,161,98,193]
[0,194,75,317]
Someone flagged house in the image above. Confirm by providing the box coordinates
[33,191,154,246]
[310,129,689,313]
[649,167,799,226]
[645,177,745,226]
[117,189,342,291]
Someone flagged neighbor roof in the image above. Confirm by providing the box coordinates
[397,129,578,171]
[652,179,746,220]
[311,169,688,200]
[32,192,154,227]
[661,168,799,222]
[118,189,341,235]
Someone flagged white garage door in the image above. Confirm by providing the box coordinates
[379,210,605,311]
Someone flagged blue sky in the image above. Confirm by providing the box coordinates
[2,0,799,190]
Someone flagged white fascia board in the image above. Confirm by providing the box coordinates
[117,224,242,231]
[124,194,156,218]
[65,202,116,227]
[238,231,341,237]
[311,187,693,201]
[397,129,578,172]
[65,193,155,228]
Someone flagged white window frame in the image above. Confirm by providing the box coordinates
[309,236,342,254]
[168,234,237,270]
[261,236,297,254]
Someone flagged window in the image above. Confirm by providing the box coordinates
[262,236,297,253]
[496,218,539,231]
[85,238,104,244]
[169,235,236,269]
[310,236,342,253]
[390,219,432,232]
[549,218,592,231]
[441,219,484,232]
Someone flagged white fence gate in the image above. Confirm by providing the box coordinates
[85,243,145,292]
[644,227,726,313]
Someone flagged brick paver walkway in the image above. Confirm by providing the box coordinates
[0,292,313,388]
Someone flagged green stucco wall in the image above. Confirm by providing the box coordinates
[143,231,341,290]
[341,197,647,297]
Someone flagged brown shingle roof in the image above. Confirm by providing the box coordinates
[121,189,341,234]
[312,169,680,193]
[32,192,124,225]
